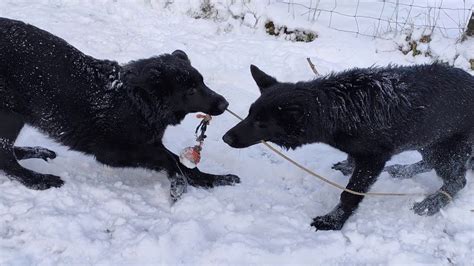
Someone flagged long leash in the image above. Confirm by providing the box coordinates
[224,108,451,199]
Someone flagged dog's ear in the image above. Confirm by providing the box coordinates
[172,50,190,63]
[250,65,278,93]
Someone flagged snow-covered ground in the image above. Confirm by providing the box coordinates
[0,0,473,264]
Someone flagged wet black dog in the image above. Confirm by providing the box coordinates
[224,63,473,230]
[0,17,239,196]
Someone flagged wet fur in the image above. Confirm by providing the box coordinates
[0,17,239,191]
[333,152,474,179]
[224,63,474,230]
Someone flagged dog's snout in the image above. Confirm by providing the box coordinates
[222,132,235,145]
[217,100,229,112]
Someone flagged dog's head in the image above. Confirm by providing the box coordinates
[122,50,228,125]
[223,65,317,150]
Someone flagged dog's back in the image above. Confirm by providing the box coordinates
[405,64,474,147]
[315,63,474,152]
[389,64,474,149]
[0,17,120,144]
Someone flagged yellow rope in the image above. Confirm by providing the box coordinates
[225,108,433,198]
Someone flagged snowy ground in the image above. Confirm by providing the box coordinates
[0,0,473,265]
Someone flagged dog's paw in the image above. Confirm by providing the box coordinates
[311,215,345,231]
[412,192,450,216]
[213,174,240,187]
[170,175,188,203]
[331,160,353,176]
[25,173,64,190]
[385,164,413,179]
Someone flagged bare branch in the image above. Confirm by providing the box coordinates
[306,57,320,76]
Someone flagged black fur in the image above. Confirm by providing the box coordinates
[0,17,239,193]
[224,63,474,230]
[333,152,474,179]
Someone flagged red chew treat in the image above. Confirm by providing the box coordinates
[179,146,201,168]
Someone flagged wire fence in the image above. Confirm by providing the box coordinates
[276,0,473,40]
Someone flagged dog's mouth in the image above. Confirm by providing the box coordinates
[270,135,303,150]
[167,111,187,125]
[223,133,262,148]
[208,108,226,116]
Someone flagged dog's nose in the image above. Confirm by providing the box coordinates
[217,100,229,112]
[222,133,235,145]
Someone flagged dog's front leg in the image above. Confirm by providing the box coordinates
[312,155,387,230]
[94,146,189,200]
[96,145,239,198]
[150,147,191,201]
[149,145,240,189]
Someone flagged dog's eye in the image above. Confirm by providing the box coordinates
[186,88,197,96]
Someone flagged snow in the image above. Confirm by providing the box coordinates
[0,0,473,265]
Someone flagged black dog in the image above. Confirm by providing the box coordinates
[0,17,239,196]
[223,63,473,230]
